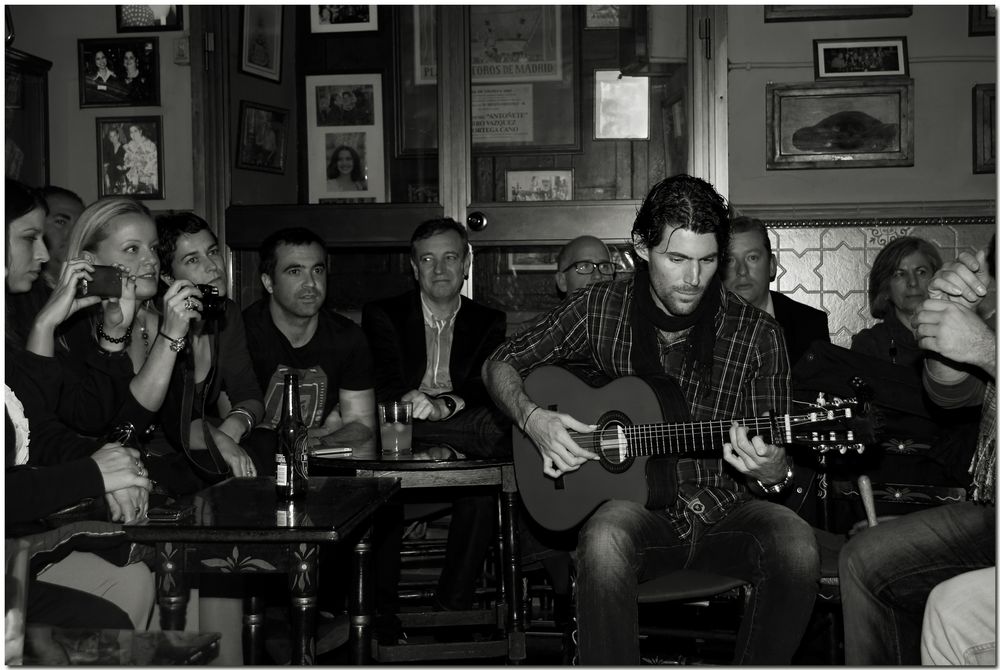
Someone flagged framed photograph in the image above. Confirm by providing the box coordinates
[116,5,183,32]
[505,169,573,202]
[236,101,288,174]
[766,79,914,170]
[764,6,912,22]
[305,73,386,203]
[470,6,563,83]
[78,37,159,108]
[507,250,559,273]
[973,84,995,174]
[96,116,164,199]
[969,5,996,36]
[814,37,908,80]
[310,5,378,33]
[594,69,649,140]
[585,5,634,30]
[240,6,282,82]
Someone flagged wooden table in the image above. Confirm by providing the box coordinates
[310,448,526,664]
[123,476,399,665]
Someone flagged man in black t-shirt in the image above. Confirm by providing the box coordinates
[243,227,375,447]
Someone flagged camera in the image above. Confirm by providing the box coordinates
[195,284,226,320]
[75,265,122,299]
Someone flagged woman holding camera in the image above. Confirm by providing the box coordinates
[155,213,265,481]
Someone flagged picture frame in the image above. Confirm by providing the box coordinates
[394,7,437,156]
[814,37,908,80]
[116,5,183,32]
[765,79,914,170]
[505,169,574,202]
[78,37,159,108]
[310,5,378,33]
[235,101,288,174]
[240,6,282,82]
[969,5,996,36]
[973,84,995,174]
[95,116,164,199]
[584,5,634,30]
[305,73,386,203]
[507,250,559,273]
[764,5,912,22]
[594,69,650,140]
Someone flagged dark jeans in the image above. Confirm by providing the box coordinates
[373,405,511,613]
[575,498,820,665]
[838,501,996,665]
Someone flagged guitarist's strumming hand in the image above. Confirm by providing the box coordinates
[524,407,599,478]
[722,420,788,485]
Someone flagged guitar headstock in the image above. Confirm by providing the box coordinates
[788,392,880,454]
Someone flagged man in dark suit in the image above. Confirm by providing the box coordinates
[361,217,510,639]
[724,216,830,367]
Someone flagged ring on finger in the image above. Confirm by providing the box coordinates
[184,297,196,310]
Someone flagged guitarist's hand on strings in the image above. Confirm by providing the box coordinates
[722,420,788,484]
[524,407,598,478]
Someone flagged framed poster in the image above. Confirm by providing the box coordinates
[116,5,183,32]
[305,73,386,203]
[236,101,288,174]
[764,5,912,22]
[505,169,573,201]
[766,79,914,170]
[310,5,377,33]
[814,37,908,80]
[96,116,164,199]
[240,5,282,82]
[973,84,996,174]
[585,6,633,30]
[78,37,159,108]
[594,69,649,139]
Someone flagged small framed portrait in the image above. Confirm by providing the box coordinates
[78,37,160,108]
[306,73,386,203]
[973,84,995,174]
[594,69,649,140]
[505,169,574,202]
[310,5,378,33]
[116,5,183,32]
[969,5,996,36]
[96,116,164,199]
[814,37,908,80]
[240,5,282,82]
[584,5,633,30]
[236,101,289,174]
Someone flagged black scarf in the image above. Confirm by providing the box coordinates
[630,268,721,379]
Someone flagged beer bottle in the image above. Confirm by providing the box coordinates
[275,373,308,500]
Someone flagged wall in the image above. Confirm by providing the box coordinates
[11,4,193,209]
[727,4,996,207]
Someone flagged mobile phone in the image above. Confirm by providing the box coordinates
[147,501,195,523]
[75,265,122,299]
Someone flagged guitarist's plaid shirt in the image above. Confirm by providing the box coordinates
[491,278,792,539]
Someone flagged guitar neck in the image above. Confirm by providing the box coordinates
[598,416,782,457]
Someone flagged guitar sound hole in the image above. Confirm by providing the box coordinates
[597,419,633,474]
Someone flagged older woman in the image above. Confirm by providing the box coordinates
[326,144,367,191]
[852,235,943,368]
[5,179,154,630]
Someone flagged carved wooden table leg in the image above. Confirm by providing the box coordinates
[156,542,189,631]
[243,594,265,665]
[349,528,373,665]
[289,543,319,665]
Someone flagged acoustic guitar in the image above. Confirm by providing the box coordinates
[514,365,875,531]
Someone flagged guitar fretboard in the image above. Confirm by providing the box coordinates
[571,416,784,457]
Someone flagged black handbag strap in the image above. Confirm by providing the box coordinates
[177,332,229,477]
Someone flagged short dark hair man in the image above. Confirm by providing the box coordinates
[243,226,376,447]
[39,185,85,287]
[723,215,830,367]
[483,175,819,665]
[361,217,510,632]
[555,235,615,299]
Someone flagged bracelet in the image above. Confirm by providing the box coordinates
[97,322,132,345]
[521,405,541,433]
[436,394,458,420]
[757,466,795,496]
[227,407,256,436]
[158,330,186,353]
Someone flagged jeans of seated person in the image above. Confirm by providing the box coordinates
[26,581,133,630]
[921,567,996,665]
[839,501,996,665]
[575,499,820,665]
[373,405,512,617]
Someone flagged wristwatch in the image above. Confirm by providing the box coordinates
[757,466,794,495]
[438,394,457,419]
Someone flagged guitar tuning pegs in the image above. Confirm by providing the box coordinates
[839,445,848,454]
[816,392,826,406]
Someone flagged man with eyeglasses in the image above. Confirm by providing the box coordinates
[555,235,616,298]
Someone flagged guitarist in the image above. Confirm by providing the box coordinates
[483,175,820,665]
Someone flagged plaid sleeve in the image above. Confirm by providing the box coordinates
[489,289,594,376]
[748,319,792,418]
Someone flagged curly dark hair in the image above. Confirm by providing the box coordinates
[868,235,943,319]
[326,145,364,183]
[156,212,215,275]
[631,174,731,268]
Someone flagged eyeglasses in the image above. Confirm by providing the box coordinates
[561,260,616,276]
